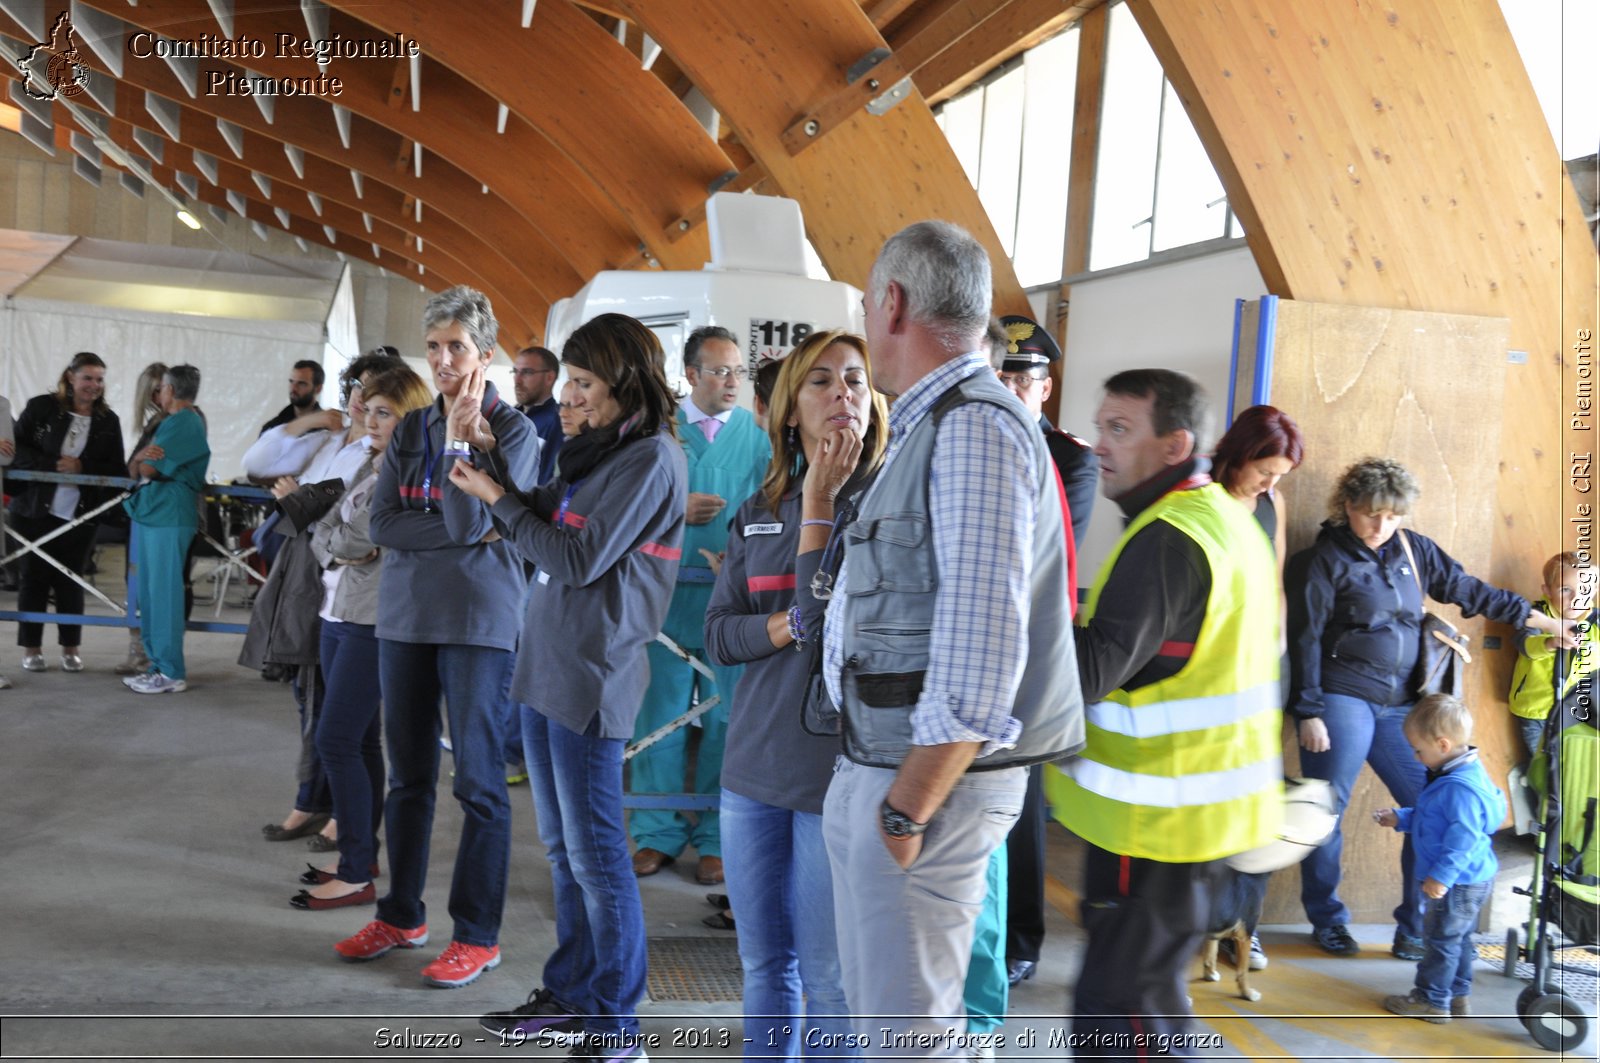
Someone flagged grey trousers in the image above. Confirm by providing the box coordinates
[823,757,1026,1059]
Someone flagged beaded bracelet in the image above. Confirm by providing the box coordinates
[787,604,807,647]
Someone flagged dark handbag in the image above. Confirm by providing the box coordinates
[1397,530,1472,698]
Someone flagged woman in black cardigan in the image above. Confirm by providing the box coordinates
[11,352,125,672]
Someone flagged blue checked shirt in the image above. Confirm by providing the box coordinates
[823,352,1040,756]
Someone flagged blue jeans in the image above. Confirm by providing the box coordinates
[720,788,856,1061]
[523,709,647,1040]
[1414,879,1490,1007]
[1299,693,1426,938]
[377,640,515,947]
[315,622,383,884]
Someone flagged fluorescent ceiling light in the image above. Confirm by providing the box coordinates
[176,209,203,230]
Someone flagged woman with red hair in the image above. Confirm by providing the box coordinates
[1212,404,1305,572]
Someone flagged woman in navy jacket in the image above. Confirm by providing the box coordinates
[456,313,686,1061]
[1287,457,1573,960]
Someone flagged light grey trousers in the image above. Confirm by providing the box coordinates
[823,757,1026,1059]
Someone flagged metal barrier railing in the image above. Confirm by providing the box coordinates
[2,467,722,809]
[0,469,273,635]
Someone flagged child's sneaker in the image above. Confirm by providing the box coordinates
[1383,990,1451,1024]
[421,941,500,988]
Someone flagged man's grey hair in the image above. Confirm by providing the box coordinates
[684,325,739,369]
[422,285,498,357]
[165,364,201,402]
[867,221,992,353]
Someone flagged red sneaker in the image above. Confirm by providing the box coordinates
[421,941,501,988]
[334,919,428,962]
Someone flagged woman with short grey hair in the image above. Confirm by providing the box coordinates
[1287,456,1573,960]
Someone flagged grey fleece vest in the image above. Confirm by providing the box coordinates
[833,371,1086,770]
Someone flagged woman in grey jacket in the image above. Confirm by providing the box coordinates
[453,314,686,1062]
[293,366,433,910]
[703,330,888,1061]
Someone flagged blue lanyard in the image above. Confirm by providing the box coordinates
[556,479,586,526]
[419,415,440,513]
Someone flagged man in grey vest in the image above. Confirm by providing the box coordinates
[821,221,1085,1053]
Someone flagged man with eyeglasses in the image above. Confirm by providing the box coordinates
[511,346,562,484]
[629,324,771,888]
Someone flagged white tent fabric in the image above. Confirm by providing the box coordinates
[0,228,354,482]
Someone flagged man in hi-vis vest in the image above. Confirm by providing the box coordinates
[1046,369,1282,1058]
[822,221,1084,1053]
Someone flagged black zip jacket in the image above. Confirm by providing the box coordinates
[9,394,126,521]
[1287,521,1530,715]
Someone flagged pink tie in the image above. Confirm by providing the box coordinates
[700,418,720,444]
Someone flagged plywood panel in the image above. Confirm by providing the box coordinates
[1134,4,1596,841]
[1236,297,1513,924]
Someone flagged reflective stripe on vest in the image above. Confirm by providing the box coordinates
[1047,482,1282,863]
[1066,754,1282,809]
[1085,679,1278,740]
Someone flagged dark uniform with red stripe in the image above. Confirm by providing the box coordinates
[704,487,843,816]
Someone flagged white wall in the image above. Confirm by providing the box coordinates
[1058,243,1267,573]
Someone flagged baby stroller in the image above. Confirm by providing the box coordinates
[1501,646,1597,1052]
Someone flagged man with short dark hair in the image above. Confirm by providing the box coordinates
[1046,368,1282,1058]
[511,346,562,483]
[260,360,325,435]
[629,324,769,886]
[823,221,1083,1050]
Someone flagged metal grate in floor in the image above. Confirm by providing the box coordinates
[1476,937,1600,1002]
[648,936,745,1003]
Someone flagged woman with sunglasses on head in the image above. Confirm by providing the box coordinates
[462,313,686,1063]
[11,352,126,673]
[703,329,889,1061]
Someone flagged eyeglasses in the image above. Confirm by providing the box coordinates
[997,370,1048,391]
[697,366,748,381]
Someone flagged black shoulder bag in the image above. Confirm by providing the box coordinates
[1397,530,1472,699]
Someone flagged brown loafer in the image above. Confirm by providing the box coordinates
[696,855,725,885]
[632,847,674,876]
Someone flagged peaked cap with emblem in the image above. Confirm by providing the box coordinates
[998,314,1061,373]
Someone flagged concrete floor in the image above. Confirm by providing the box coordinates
[0,567,1594,1061]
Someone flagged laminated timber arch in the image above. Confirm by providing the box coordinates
[614,0,1033,314]
[1130,0,1592,618]
[1129,0,1595,918]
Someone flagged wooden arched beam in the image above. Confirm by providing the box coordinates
[615,0,1030,316]
[0,4,580,316]
[324,0,730,270]
[1132,0,1593,581]
[133,159,539,341]
[74,0,637,278]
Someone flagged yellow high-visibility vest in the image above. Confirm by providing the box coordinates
[1047,482,1283,862]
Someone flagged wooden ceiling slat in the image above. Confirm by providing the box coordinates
[909,0,1090,105]
[322,0,726,271]
[75,0,635,284]
[618,0,1030,315]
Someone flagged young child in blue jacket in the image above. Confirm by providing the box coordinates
[1373,693,1506,1023]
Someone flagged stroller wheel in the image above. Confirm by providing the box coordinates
[1516,985,1539,1030]
[1502,927,1521,979]
[1526,993,1588,1052]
